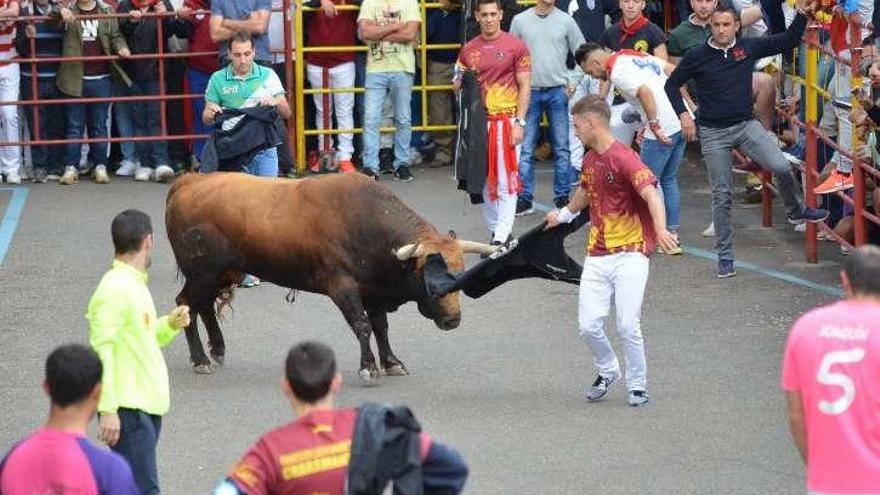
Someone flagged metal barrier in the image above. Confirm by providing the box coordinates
[778,14,880,262]
[293,0,459,174]
[0,6,298,161]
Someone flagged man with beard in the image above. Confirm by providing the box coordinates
[664,2,829,278]
[86,209,191,495]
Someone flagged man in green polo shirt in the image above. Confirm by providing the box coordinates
[86,209,190,495]
[202,31,291,178]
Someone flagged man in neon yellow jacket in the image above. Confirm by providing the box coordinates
[86,209,190,495]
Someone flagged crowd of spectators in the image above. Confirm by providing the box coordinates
[0,0,876,252]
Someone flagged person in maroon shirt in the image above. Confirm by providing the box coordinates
[546,94,676,408]
[213,341,468,495]
[304,0,358,172]
[175,0,220,162]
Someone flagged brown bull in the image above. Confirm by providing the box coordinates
[165,172,497,383]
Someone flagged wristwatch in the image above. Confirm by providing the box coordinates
[514,117,526,127]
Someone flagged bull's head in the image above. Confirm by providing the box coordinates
[394,235,500,330]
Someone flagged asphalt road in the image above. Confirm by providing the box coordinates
[0,156,845,494]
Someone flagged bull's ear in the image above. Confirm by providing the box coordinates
[448,230,457,239]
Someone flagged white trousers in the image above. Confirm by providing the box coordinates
[306,62,356,160]
[482,118,520,243]
[0,63,20,175]
[578,251,649,391]
[610,102,640,147]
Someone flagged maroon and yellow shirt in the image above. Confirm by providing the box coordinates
[226,409,432,495]
[580,141,657,257]
[456,32,530,116]
[227,409,356,495]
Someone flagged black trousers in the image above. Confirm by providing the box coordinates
[112,409,163,495]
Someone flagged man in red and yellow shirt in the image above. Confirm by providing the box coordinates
[213,341,468,495]
[546,94,677,408]
[454,0,530,245]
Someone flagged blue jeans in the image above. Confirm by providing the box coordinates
[519,86,573,204]
[245,146,278,177]
[21,77,65,172]
[129,78,169,168]
[114,80,138,164]
[640,132,686,231]
[112,409,162,495]
[188,68,213,160]
[363,71,413,172]
[64,76,112,168]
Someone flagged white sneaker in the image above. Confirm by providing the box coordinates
[93,165,110,184]
[5,172,21,184]
[154,164,175,183]
[116,159,138,176]
[134,166,153,182]
[59,166,79,185]
[702,222,715,237]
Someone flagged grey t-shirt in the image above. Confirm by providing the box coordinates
[212,0,273,63]
[510,7,585,88]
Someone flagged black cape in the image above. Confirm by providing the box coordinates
[454,70,487,203]
[427,214,589,299]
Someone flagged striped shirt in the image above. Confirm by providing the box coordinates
[0,0,18,62]
[19,2,62,78]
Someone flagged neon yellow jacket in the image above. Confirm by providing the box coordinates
[86,260,180,416]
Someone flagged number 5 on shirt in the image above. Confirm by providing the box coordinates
[816,348,866,415]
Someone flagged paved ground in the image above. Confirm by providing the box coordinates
[0,151,847,494]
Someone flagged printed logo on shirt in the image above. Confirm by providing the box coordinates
[633,39,649,53]
[81,19,99,41]
[222,86,240,95]
[368,7,402,61]
[605,171,616,184]
[732,47,747,61]
[631,57,660,76]
[279,440,351,480]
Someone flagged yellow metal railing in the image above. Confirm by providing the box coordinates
[293,0,460,174]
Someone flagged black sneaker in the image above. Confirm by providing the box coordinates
[554,197,568,209]
[717,259,736,278]
[379,148,394,174]
[515,198,534,216]
[393,166,414,182]
[788,206,830,225]
[362,168,379,181]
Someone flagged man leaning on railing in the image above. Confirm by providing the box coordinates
[49,0,132,186]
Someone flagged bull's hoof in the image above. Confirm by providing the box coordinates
[383,363,409,376]
[358,367,381,386]
[193,363,214,374]
[211,353,225,367]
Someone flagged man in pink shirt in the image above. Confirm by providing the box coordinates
[0,344,138,495]
[781,245,880,495]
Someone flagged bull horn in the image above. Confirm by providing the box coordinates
[394,243,424,260]
[457,239,501,255]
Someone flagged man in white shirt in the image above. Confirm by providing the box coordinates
[576,42,684,254]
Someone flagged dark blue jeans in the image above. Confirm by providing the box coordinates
[21,77,65,172]
[519,86,573,204]
[64,76,112,168]
[112,409,162,495]
[129,77,169,169]
[187,67,212,159]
